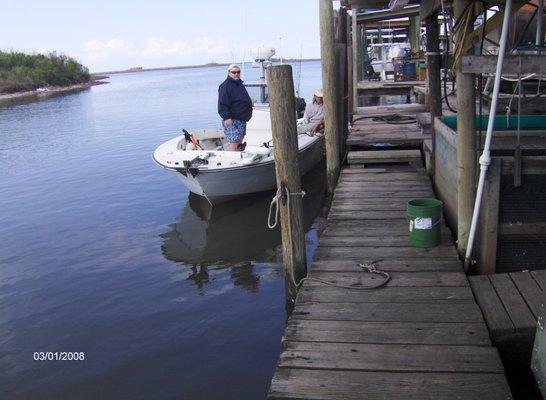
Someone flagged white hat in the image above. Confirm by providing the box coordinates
[314,89,323,97]
[228,63,241,72]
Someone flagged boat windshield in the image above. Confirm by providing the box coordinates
[244,83,268,105]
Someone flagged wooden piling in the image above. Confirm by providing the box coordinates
[320,0,341,193]
[425,12,442,179]
[409,15,421,53]
[266,65,307,301]
[336,43,347,160]
[454,0,477,255]
[351,8,359,113]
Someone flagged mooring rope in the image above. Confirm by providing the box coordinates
[267,186,390,291]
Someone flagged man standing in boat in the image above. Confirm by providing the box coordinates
[218,64,253,151]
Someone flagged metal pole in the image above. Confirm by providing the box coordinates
[464,0,513,270]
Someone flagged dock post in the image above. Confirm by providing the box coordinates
[454,0,477,256]
[320,0,341,193]
[425,11,442,178]
[266,65,307,302]
[351,8,359,111]
[336,43,347,159]
[409,15,421,53]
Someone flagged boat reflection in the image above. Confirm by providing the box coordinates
[160,162,326,292]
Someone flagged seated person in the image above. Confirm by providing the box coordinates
[297,89,324,134]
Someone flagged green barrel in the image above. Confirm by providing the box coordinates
[407,198,443,248]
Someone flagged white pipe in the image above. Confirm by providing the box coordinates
[464,0,513,270]
[537,0,544,46]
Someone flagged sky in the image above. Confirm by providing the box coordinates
[0,0,323,73]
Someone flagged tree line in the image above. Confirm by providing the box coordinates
[0,51,91,94]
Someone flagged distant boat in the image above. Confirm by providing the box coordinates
[153,47,324,205]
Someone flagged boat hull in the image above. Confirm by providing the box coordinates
[170,136,324,204]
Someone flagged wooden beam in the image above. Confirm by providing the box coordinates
[426,11,442,181]
[320,0,341,193]
[357,6,420,23]
[461,55,546,74]
[454,0,477,256]
[477,159,500,275]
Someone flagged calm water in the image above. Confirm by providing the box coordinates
[0,62,324,399]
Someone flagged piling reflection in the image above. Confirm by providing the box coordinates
[160,161,327,293]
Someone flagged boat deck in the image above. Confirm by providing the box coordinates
[268,163,512,400]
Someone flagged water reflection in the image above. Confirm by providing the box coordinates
[160,162,327,293]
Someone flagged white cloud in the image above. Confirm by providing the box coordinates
[84,36,230,62]
[84,38,136,61]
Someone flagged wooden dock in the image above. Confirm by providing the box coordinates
[349,104,429,148]
[268,164,513,399]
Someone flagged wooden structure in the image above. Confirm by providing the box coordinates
[268,163,512,399]
[434,117,546,274]
[470,270,545,398]
[267,65,308,301]
[269,1,546,398]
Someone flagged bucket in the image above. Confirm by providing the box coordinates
[407,198,443,247]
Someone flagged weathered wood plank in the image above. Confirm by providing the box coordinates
[328,210,407,220]
[278,341,504,373]
[314,246,459,260]
[339,172,428,181]
[304,271,468,288]
[348,149,422,164]
[334,190,434,199]
[330,202,413,211]
[531,270,545,290]
[336,181,432,190]
[355,103,426,115]
[319,236,453,248]
[310,259,462,272]
[297,285,475,304]
[283,320,491,345]
[461,54,546,75]
[489,274,536,330]
[469,276,515,337]
[268,369,512,400]
[291,302,485,323]
[347,134,426,145]
[509,271,544,319]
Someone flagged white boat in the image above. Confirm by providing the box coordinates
[153,49,325,205]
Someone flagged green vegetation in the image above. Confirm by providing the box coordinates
[0,51,91,94]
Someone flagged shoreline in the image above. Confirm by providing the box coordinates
[94,58,321,75]
[0,79,108,107]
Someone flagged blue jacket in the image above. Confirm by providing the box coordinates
[218,76,253,122]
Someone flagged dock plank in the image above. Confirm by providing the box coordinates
[291,302,485,323]
[489,274,536,331]
[310,259,462,272]
[509,271,544,318]
[469,276,515,337]
[319,236,453,247]
[269,369,512,400]
[303,271,468,288]
[284,320,491,345]
[314,246,459,260]
[278,342,503,373]
[297,286,475,304]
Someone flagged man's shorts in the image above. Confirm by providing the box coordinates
[222,119,246,143]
